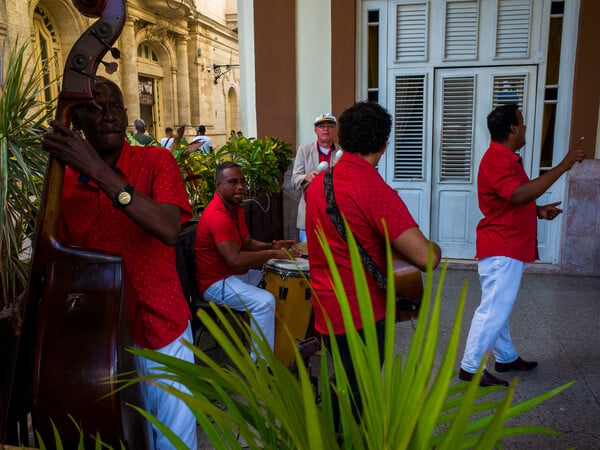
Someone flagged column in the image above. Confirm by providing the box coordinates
[119,18,140,126]
[176,35,192,127]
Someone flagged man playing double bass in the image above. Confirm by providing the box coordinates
[41,77,197,450]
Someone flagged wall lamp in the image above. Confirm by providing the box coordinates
[213,64,239,84]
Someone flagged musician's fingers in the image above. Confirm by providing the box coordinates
[48,119,71,135]
[547,201,562,208]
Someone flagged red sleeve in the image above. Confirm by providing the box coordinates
[369,177,418,242]
[150,148,193,223]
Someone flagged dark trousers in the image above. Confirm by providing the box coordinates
[325,319,386,429]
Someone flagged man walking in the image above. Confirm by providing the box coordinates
[459,103,584,387]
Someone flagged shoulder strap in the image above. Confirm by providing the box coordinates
[324,168,388,291]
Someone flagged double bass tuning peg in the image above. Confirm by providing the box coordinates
[100,60,119,74]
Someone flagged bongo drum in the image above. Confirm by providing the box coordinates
[263,258,312,368]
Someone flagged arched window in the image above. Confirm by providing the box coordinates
[33,6,61,110]
[137,43,159,62]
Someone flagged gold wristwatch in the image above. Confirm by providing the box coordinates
[113,184,134,210]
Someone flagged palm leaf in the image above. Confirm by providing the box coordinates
[114,222,572,449]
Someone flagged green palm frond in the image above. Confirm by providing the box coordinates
[0,40,55,305]
[120,219,572,449]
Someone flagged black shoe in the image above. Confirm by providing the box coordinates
[459,368,509,387]
[495,356,538,373]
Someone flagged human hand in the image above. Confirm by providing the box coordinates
[560,136,585,171]
[538,201,563,220]
[272,239,296,250]
[43,120,105,177]
[272,239,302,259]
[303,171,319,184]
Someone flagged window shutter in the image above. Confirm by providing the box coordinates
[395,2,428,61]
[444,1,479,60]
[492,75,527,114]
[495,0,532,58]
[440,76,475,182]
[394,74,425,180]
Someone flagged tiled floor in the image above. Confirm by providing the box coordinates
[196,266,600,449]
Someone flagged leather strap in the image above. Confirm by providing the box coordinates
[324,167,388,290]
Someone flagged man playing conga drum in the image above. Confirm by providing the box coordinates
[194,162,300,360]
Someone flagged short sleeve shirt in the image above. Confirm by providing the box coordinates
[476,141,538,262]
[58,141,193,349]
[194,193,250,295]
[305,152,418,334]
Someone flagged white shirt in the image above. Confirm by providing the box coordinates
[160,136,174,150]
[191,135,213,152]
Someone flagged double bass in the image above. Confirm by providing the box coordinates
[1,0,147,447]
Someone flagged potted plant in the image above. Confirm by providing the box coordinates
[172,134,292,241]
[0,41,54,317]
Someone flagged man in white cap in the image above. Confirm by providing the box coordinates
[291,113,342,242]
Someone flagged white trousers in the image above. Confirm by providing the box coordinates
[460,256,525,373]
[203,269,276,360]
[135,322,197,450]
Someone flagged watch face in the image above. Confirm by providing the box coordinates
[118,191,132,205]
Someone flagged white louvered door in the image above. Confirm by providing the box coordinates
[375,0,549,259]
[431,66,537,259]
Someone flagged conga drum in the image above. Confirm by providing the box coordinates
[263,258,312,368]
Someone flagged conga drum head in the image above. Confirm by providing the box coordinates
[264,258,309,277]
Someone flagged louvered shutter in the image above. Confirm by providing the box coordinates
[394,75,425,180]
[495,0,532,58]
[492,75,527,114]
[440,76,475,182]
[395,2,428,62]
[444,1,479,60]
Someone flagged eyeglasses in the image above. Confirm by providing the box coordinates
[316,123,336,129]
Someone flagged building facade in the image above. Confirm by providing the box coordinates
[241,0,600,275]
[0,0,240,146]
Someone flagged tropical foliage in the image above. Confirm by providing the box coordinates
[118,222,572,449]
[172,134,293,216]
[0,41,54,311]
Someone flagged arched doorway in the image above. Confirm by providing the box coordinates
[227,86,240,135]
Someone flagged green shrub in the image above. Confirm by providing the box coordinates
[172,134,292,216]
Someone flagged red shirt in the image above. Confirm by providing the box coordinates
[305,152,418,334]
[58,141,193,349]
[194,193,250,295]
[476,141,538,262]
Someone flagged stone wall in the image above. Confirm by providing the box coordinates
[562,160,600,275]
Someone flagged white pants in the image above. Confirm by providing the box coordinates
[135,322,197,450]
[460,256,525,373]
[203,269,275,360]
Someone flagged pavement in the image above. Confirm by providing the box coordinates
[197,266,600,449]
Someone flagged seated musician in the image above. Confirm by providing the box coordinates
[304,101,442,423]
[41,77,196,450]
[194,162,300,359]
